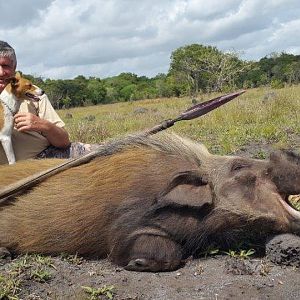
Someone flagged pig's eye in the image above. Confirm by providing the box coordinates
[231,162,250,172]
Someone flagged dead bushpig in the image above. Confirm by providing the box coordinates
[0,133,299,272]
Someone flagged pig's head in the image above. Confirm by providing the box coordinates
[200,150,300,241]
[161,147,300,249]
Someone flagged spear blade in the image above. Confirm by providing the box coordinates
[145,90,246,135]
[177,90,246,121]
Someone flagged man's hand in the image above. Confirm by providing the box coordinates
[14,112,70,148]
[14,112,44,132]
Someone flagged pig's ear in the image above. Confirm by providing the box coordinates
[158,170,213,208]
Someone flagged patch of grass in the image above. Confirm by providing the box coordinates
[254,150,268,159]
[32,254,56,269]
[0,273,21,300]
[59,85,300,154]
[60,252,84,265]
[0,254,56,299]
[81,285,115,300]
[199,246,220,258]
[30,269,52,283]
[259,260,272,276]
[28,255,55,283]
[67,121,111,144]
[224,249,256,259]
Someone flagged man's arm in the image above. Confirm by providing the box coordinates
[14,112,70,148]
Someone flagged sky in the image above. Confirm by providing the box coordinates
[1,0,300,80]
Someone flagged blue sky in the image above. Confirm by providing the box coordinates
[1,0,300,79]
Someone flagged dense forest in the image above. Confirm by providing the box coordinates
[24,44,300,109]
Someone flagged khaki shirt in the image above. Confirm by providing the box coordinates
[0,94,65,164]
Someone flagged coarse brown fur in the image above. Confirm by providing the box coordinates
[0,133,299,272]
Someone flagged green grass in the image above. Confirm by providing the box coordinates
[0,254,56,299]
[81,285,115,300]
[224,249,256,259]
[60,252,84,265]
[0,273,21,300]
[60,85,300,154]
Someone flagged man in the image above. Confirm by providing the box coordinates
[0,40,70,164]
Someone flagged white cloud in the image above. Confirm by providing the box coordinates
[0,0,51,28]
[1,0,300,79]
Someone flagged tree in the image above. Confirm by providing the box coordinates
[87,78,107,105]
[285,61,300,85]
[169,44,252,94]
[43,79,66,109]
[43,77,89,108]
[119,84,137,101]
[257,52,300,86]
[152,73,177,98]
[238,63,266,88]
[103,72,140,102]
[169,44,213,94]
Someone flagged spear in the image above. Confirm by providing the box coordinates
[144,90,245,135]
[0,90,245,203]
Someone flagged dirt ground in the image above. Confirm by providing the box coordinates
[1,248,300,300]
[1,141,300,300]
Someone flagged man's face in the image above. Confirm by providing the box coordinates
[0,56,15,92]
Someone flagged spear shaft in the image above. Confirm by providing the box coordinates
[0,90,245,203]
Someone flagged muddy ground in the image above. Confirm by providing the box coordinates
[1,244,300,300]
[1,141,300,300]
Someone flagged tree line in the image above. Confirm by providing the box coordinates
[24,44,300,109]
